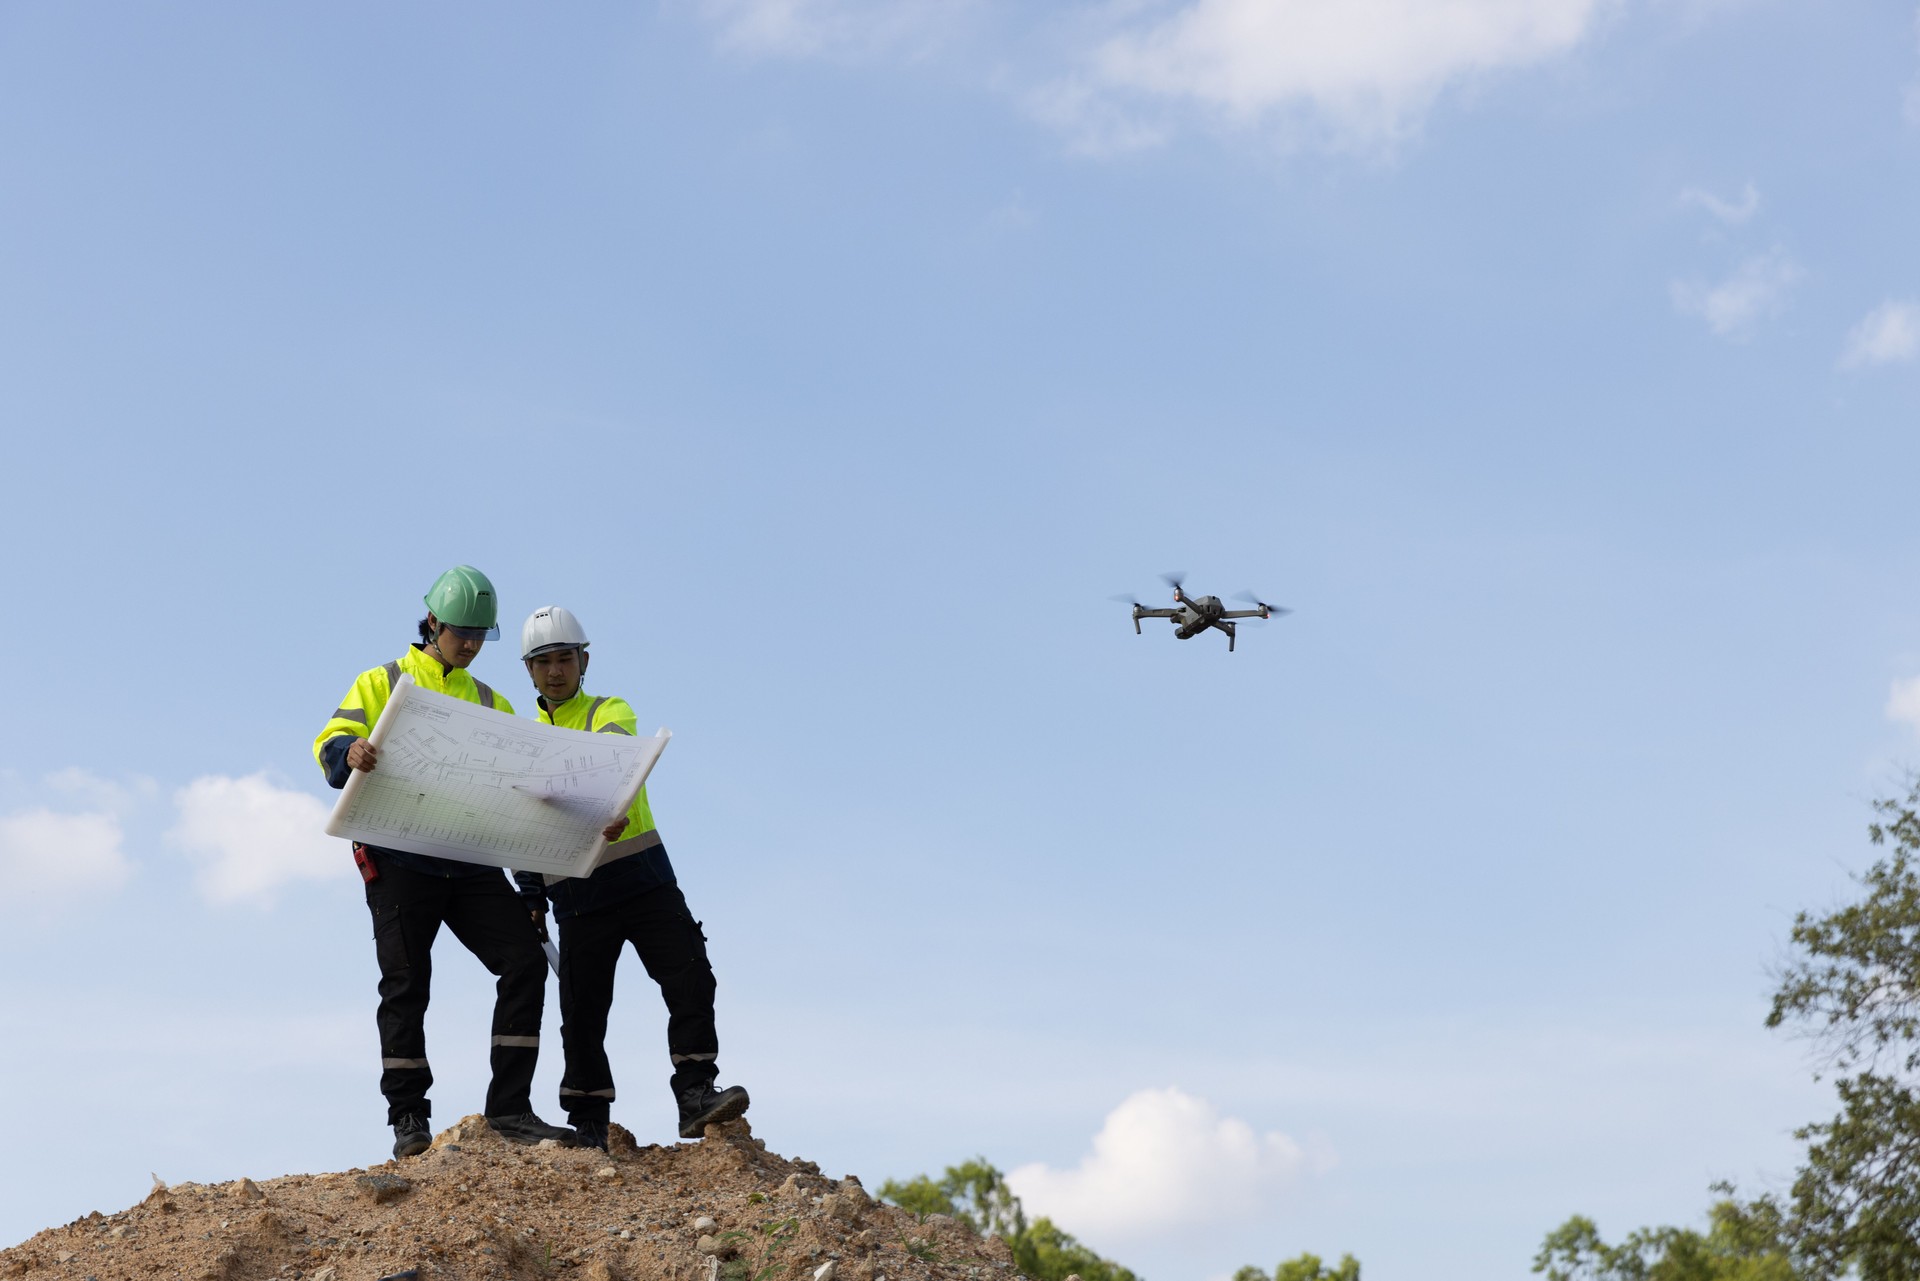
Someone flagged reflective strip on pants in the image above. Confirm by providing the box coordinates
[492,1035,540,1048]
[383,1057,430,1070]
[560,1086,617,1099]
[671,1052,717,1065]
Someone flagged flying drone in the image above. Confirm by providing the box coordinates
[1116,573,1289,652]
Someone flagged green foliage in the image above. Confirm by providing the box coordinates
[1277,1253,1361,1281]
[1239,1252,1362,1281]
[880,1173,961,1221]
[1759,777,1920,1279]
[1532,778,1920,1281]
[879,1159,1136,1281]
[878,1158,1025,1239]
[1011,1215,1140,1281]
[717,1216,801,1281]
[880,1158,1354,1281]
[1532,1200,1794,1281]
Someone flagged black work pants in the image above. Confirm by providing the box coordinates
[364,857,549,1124]
[556,882,719,1124]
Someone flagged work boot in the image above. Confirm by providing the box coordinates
[391,1113,431,1159]
[488,1112,580,1147]
[677,1082,750,1139]
[573,1118,610,1151]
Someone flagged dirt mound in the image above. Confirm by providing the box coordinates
[0,1117,1014,1281]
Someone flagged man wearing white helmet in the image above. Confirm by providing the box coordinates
[511,605,750,1149]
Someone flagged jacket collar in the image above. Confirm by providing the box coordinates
[399,644,461,689]
[538,688,595,723]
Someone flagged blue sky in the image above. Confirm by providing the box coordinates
[3,2,1919,1277]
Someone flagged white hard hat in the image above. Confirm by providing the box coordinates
[522,605,590,660]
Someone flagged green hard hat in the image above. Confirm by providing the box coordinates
[424,565,500,633]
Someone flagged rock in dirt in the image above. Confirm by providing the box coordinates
[354,1173,413,1203]
[821,1191,865,1224]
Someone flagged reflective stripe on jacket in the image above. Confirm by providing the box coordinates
[535,689,656,842]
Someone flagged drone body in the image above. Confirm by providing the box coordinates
[1121,574,1288,652]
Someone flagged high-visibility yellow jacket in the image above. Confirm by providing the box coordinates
[513,688,676,920]
[536,690,657,841]
[313,645,516,877]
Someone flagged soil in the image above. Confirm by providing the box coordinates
[0,1116,1015,1281]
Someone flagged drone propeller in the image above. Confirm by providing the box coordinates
[1160,570,1187,590]
[1107,593,1143,607]
[1234,591,1292,617]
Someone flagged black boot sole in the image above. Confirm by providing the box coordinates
[679,1087,750,1139]
[392,1131,431,1159]
[488,1122,580,1148]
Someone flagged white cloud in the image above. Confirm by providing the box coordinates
[0,807,131,895]
[165,774,337,907]
[692,0,1619,152]
[1025,77,1174,156]
[699,0,975,60]
[1841,300,1920,369]
[1888,676,1920,733]
[42,767,159,814]
[1067,0,1611,149]
[1679,180,1759,226]
[1669,247,1801,339]
[1004,1087,1314,1243]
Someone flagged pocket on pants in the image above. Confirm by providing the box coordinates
[371,901,412,971]
[677,915,711,971]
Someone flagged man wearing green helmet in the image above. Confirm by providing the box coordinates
[313,566,578,1159]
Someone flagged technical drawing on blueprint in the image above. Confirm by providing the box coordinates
[324,675,670,878]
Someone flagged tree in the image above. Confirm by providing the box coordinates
[1235,1253,1362,1281]
[1761,777,1920,1279]
[1011,1216,1141,1281]
[881,1157,1359,1281]
[880,1159,1024,1239]
[877,1159,1139,1281]
[1531,1199,1794,1281]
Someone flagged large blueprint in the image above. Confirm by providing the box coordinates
[324,674,670,879]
